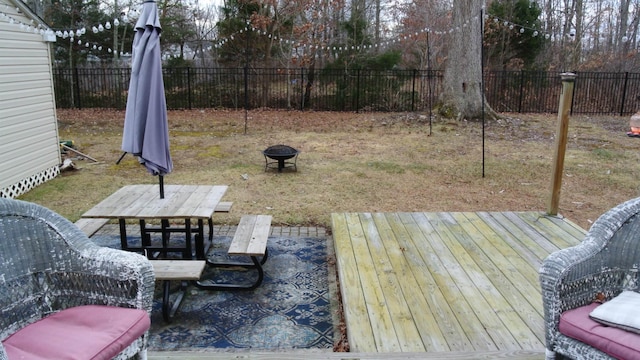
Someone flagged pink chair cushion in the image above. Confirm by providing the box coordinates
[2,305,150,360]
[559,302,640,360]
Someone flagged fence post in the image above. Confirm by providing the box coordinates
[244,65,248,134]
[355,69,360,113]
[300,67,304,111]
[74,67,81,109]
[411,69,417,112]
[518,70,525,113]
[187,67,192,109]
[620,72,629,116]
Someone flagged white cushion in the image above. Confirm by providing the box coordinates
[590,291,640,334]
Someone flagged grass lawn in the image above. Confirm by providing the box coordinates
[19,109,640,231]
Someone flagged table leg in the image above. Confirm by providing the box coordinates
[195,219,205,260]
[184,219,192,259]
[161,280,189,323]
[119,219,128,251]
[140,219,151,247]
[161,219,170,258]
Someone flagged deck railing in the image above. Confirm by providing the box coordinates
[52,67,640,115]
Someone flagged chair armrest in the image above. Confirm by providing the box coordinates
[45,215,155,312]
[58,245,156,312]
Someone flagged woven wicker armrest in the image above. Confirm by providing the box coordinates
[43,212,155,311]
[540,196,640,360]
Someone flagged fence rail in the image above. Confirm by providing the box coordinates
[52,67,640,115]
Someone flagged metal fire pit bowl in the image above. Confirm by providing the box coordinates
[263,145,299,172]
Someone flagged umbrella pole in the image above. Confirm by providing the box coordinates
[159,175,164,199]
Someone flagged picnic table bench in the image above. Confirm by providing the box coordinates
[197,214,271,290]
[150,260,206,322]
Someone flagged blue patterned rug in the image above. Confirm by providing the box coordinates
[90,234,335,350]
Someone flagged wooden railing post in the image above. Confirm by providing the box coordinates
[548,72,577,216]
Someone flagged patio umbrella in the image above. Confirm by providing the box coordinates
[121,0,172,198]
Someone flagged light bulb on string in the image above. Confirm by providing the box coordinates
[105,21,111,29]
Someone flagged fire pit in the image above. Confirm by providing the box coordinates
[263,145,299,172]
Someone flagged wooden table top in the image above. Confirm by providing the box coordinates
[81,184,228,219]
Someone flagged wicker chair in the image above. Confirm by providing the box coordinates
[540,196,640,360]
[0,198,155,360]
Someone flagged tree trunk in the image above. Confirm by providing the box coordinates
[439,0,496,120]
[304,61,316,109]
[569,0,584,70]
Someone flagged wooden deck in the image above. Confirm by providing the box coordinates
[330,211,586,356]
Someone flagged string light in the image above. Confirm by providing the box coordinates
[209,11,549,59]
[0,3,54,39]
[2,2,552,59]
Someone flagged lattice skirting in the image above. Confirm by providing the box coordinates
[0,166,60,199]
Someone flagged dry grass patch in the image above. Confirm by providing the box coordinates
[20,109,640,231]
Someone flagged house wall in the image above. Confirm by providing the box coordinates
[0,0,60,198]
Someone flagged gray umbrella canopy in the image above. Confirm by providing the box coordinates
[122,0,173,177]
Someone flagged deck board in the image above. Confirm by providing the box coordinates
[331,211,585,354]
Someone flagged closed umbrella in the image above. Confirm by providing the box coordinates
[121,0,172,198]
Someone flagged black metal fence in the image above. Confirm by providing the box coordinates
[52,67,640,115]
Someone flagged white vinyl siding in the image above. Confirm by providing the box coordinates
[0,0,61,198]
